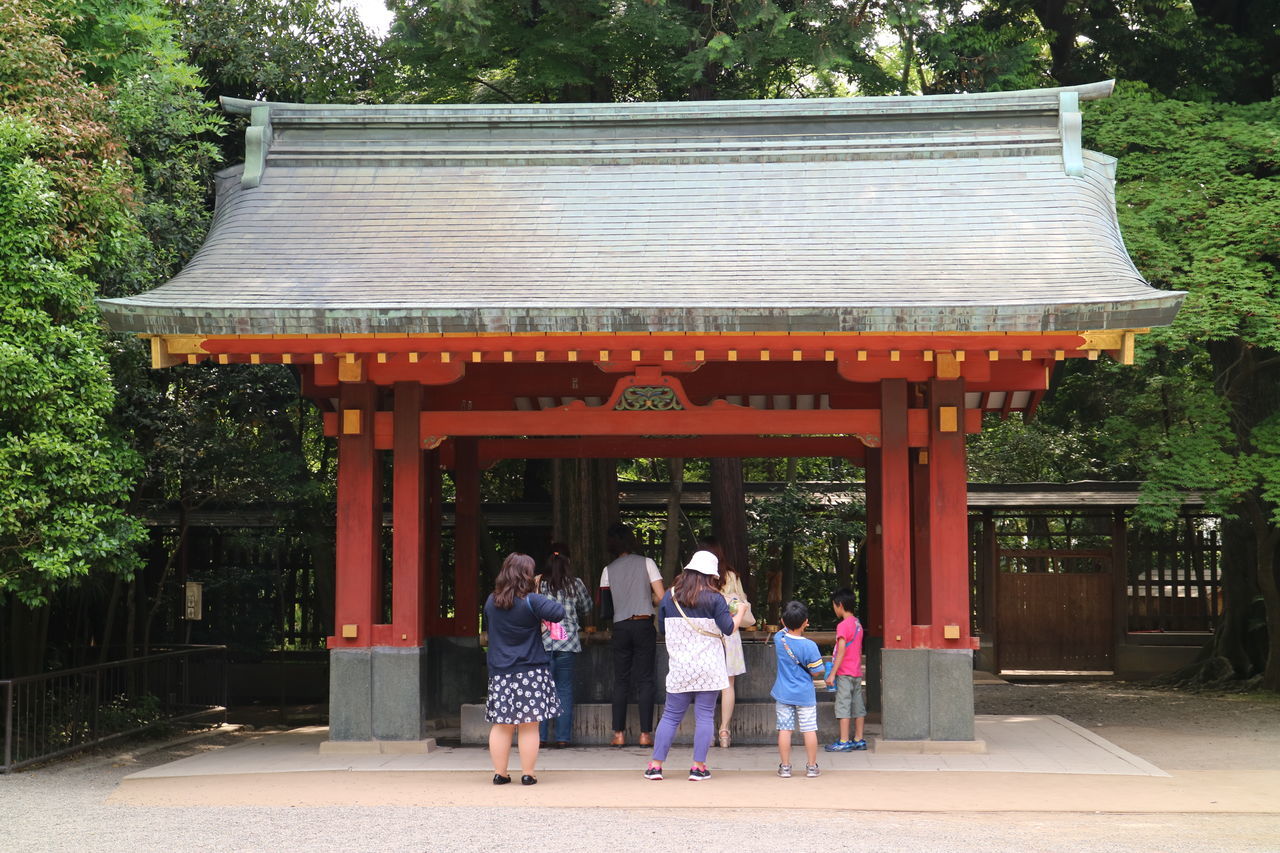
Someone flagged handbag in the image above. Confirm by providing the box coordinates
[666,596,730,693]
[722,572,754,628]
[527,594,567,641]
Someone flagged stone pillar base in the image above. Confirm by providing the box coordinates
[880,648,975,741]
[319,738,437,755]
[872,737,986,754]
[329,646,429,742]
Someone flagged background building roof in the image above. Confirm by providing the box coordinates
[99,82,1184,336]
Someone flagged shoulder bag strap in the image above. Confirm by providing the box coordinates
[672,596,727,645]
[778,633,812,674]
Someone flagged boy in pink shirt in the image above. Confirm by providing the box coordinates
[823,589,867,751]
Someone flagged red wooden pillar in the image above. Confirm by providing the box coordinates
[330,381,380,648]
[390,382,425,646]
[424,447,443,636]
[864,447,884,638]
[879,379,912,649]
[452,437,481,635]
[910,445,933,628]
[927,377,971,647]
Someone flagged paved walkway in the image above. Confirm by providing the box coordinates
[110,715,1280,814]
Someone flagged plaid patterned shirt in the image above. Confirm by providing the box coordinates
[538,577,592,653]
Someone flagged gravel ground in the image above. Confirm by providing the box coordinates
[3,682,1278,853]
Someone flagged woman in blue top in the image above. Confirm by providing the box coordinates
[483,552,566,786]
[644,550,746,782]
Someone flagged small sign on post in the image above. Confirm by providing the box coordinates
[184,581,203,621]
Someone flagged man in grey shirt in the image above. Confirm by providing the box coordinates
[600,522,664,747]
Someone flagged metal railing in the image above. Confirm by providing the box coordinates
[1,645,227,773]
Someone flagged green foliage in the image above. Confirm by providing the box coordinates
[171,0,382,103]
[1080,85,1280,526]
[911,2,1051,93]
[1021,0,1279,103]
[0,115,144,604]
[384,0,895,103]
[967,414,1102,483]
[748,482,862,553]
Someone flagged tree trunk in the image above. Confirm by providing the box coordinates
[98,574,121,664]
[515,459,553,558]
[4,597,49,676]
[779,458,799,604]
[1206,339,1280,684]
[1247,499,1280,691]
[551,458,618,609]
[477,509,503,598]
[835,533,852,590]
[142,506,189,657]
[662,458,685,583]
[709,457,751,598]
[124,575,137,660]
[1030,0,1081,84]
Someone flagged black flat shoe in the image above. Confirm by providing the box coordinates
[553,741,570,750]
[521,775,537,785]
[493,774,511,785]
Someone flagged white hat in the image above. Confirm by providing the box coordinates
[684,550,719,576]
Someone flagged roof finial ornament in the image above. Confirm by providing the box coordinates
[242,104,272,188]
[1059,91,1084,177]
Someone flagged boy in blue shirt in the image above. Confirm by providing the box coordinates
[771,600,825,778]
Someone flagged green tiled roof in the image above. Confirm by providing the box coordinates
[98,82,1183,336]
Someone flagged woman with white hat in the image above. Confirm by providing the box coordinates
[643,550,747,781]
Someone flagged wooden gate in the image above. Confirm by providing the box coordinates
[996,573,1113,671]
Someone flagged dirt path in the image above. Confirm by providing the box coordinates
[974,681,1280,770]
[3,681,1278,853]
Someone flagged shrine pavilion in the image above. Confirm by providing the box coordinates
[99,80,1183,747]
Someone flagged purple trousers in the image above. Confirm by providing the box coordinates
[651,690,718,764]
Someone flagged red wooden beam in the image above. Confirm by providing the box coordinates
[197,331,1095,359]
[470,436,867,464]
[910,447,932,626]
[425,449,444,636]
[420,404,904,438]
[925,377,974,649]
[324,407,983,449]
[391,382,426,646]
[879,380,912,650]
[865,447,885,639]
[329,382,380,649]
[452,438,481,637]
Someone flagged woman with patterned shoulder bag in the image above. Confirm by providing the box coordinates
[642,550,746,782]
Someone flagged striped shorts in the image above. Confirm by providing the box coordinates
[775,701,818,733]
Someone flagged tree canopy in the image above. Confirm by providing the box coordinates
[1,0,1277,686]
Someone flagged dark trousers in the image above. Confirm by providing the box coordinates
[539,650,576,743]
[611,618,657,733]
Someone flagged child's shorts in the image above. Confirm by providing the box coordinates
[834,675,866,719]
[775,701,818,733]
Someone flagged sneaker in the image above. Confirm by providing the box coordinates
[688,766,711,781]
[824,740,853,752]
[806,764,820,778]
[643,763,663,781]
[777,763,792,778]
[851,740,868,751]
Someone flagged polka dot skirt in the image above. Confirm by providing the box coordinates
[485,666,563,724]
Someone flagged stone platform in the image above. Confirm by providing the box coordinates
[461,701,888,747]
